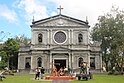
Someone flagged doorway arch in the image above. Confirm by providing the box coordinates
[37,57,42,67]
[78,57,83,67]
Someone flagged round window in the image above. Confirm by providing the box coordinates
[54,31,66,44]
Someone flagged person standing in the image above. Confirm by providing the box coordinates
[64,67,68,75]
[40,67,45,79]
[59,67,64,76]
[35,68,40,80]
[51,66,57,76]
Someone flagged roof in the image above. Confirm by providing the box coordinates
[31,14,89,26]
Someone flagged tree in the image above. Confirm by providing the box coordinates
[13,35,31,69]
[15,35,31,45]
[0,34,30,70]
[0,31,11,42]
[3,38,20,69]
[91,6,124,72]
[0,51,7,69]
[0,31,4,42]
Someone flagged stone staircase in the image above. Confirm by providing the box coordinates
[90,69,107,74]
[16,69,30,74]
[52,80,70,83]
[45,76,76,80]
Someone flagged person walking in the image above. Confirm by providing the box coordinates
[40,67,45,79]
[35,68,40,80]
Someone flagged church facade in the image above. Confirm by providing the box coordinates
[18,14,102,73]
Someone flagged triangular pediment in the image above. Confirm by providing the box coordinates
[31,14,89,27]
[51,46,70,51]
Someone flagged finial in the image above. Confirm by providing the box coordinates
[86,16,89,24]
[57,5,63,15]
[32,16,34,22]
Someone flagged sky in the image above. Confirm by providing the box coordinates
[0,0,124,41]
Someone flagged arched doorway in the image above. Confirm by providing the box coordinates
[54,59,66,71]
[78,57,83,67]
[37,57,42,67]
[25,57,31,69]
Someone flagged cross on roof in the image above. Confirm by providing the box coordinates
[57,5,63,15]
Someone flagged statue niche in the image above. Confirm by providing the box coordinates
[38,33,42,42]
[78,34,83,43]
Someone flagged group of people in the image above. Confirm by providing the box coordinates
[51,66,70,76]
[80,62,90,74]
[35,67,45,80]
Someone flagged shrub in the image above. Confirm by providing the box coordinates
[2,70,14,75]
[108,71,113,75]
[114,71,120,75]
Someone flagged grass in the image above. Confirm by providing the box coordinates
[1,74,124,83]
[72,74,124,83]
[0,74,50,83]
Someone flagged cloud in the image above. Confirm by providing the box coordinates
[15,0,49,23]
[0,4,18,23]
[50,0,124,27]
[14,0,124,26]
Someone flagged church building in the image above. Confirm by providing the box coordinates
[18,7,102,73]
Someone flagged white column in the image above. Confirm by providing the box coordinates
[68,53,71,68]
[100,54,102,70]
[47,29,49,44]
[71,29,74,49]
[18,55,20,69]
[68,29,70,44]
[31,56,33,69]
[50,29,52,44]
[87,53,90,67]
[50,53,52,69]
[71,29,73,44]
[71,53,74,70]
[95,56,99,69]
[31,55,35,69]
[87,29,90,45]
[31,29,35,45]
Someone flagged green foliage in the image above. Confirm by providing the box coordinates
[91,6,124,71]
[0,38,20,69]
[15,35,31,45]
[0,51,7,69]
[3,38,20,56]
[0,61,7,69]
[0,35,31,70]
[0,51,7,62]
[0,35,30,70]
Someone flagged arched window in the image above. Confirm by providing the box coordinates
[37,57,42,67]
[38,33,42,42]
[25,57,31,69]
[25,62,30,69]
[78,57,83,67]
[90,57,95,69]
[78,34,83,43]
